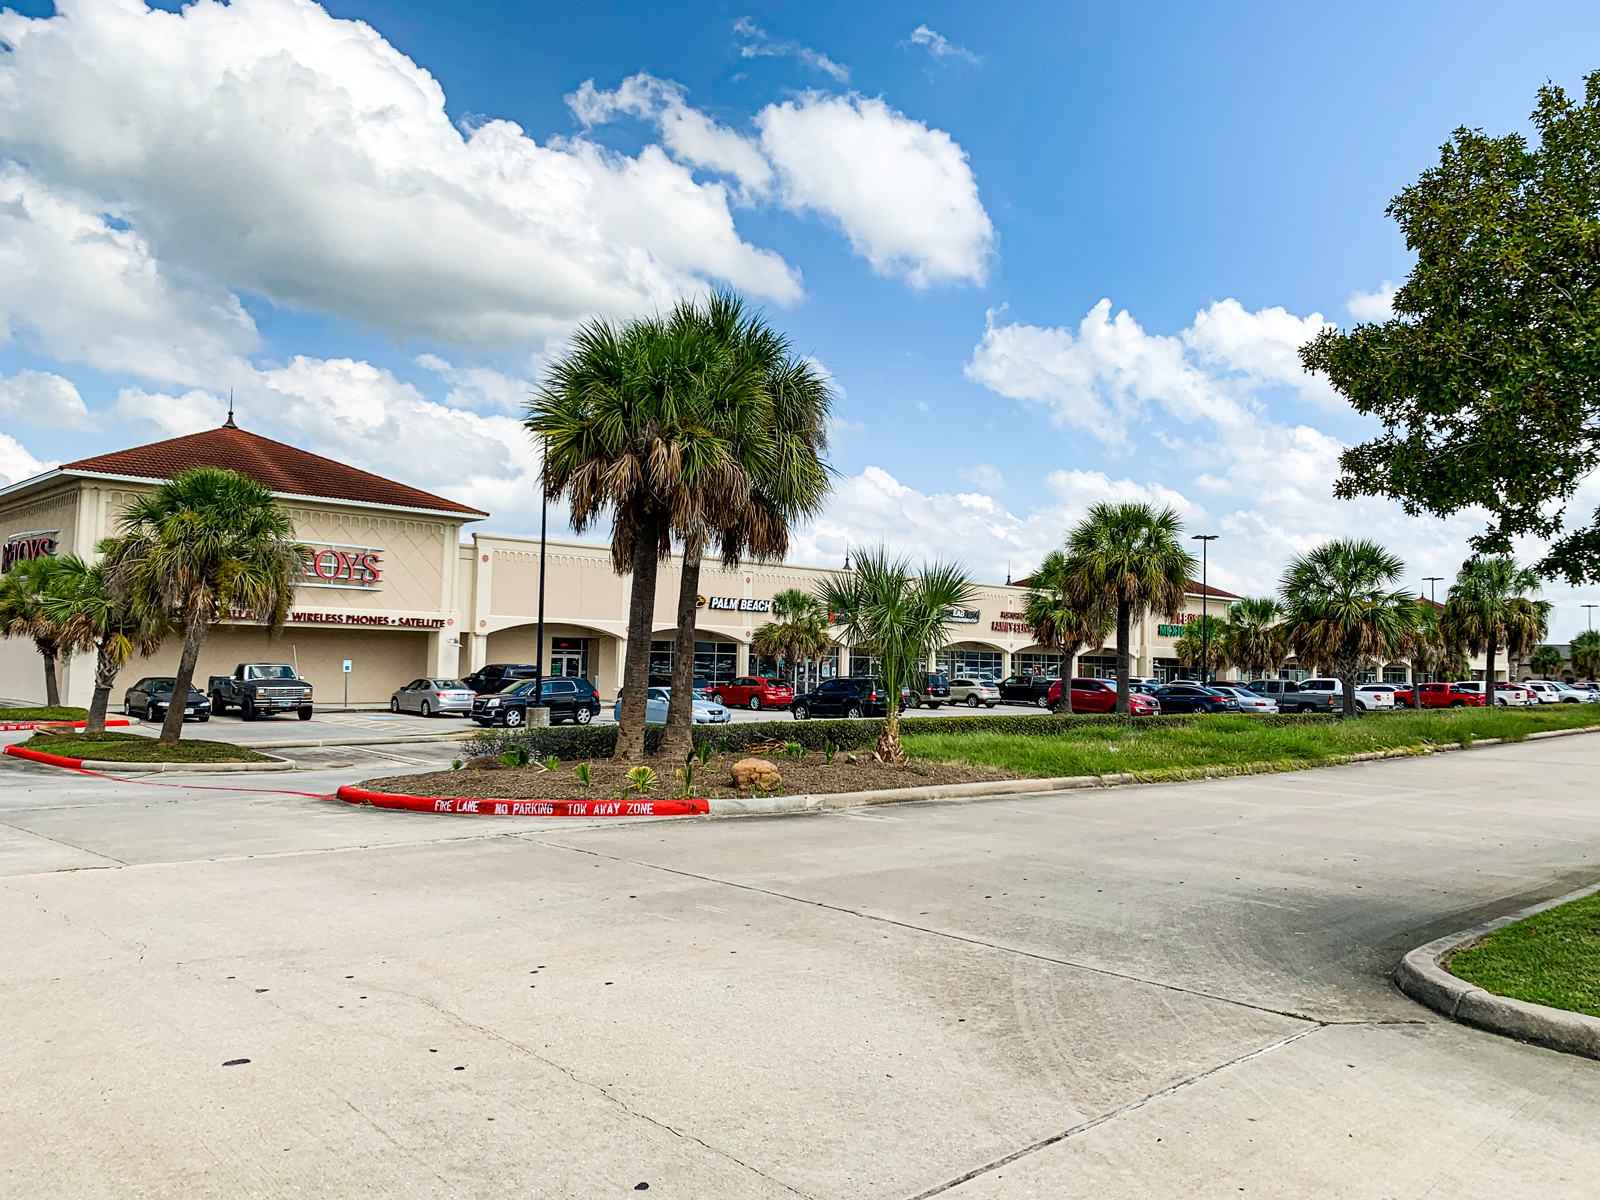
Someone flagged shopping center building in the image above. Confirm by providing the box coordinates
[0,422,1472,707]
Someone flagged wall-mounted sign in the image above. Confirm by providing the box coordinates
[991,620,1030,634]
[1156,615,1199,637]
[299,541,383,590]
[2,529,59,573]
[700,595,773,613]
[287,611,446,629]
[944,608,981,623]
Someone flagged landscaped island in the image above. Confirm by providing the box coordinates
[1,706,89,723]
[19,730,274,764]
[1449,890,1600,1019]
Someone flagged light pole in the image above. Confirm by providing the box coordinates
[1423,576,1443,605]
[1191,535,1218,686]
[1584,604,1598,633]
[531,485,550,726]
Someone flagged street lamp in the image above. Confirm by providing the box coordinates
[1423,576,1443,605]
[1191,535,1218,686]
[531,483,550,726]
[1584,604,1598,633]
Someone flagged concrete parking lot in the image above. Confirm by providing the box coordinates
[1,735,1598,1197]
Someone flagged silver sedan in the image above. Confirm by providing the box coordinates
[391,678,476,717]
[1214,685,1279,714]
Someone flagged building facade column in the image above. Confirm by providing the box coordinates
[468,632,489,674]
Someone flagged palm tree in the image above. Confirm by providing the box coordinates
[1022,549,1111,708]
[1568,632,1600,681]
[1062,503,1196,714]
[41,555,169,732]
[1279,539,1414,717]
[0,555,76,707]
[1441,556,1551,695]
[101,468,303,746]
[819,548,977,762]
[1174,614,1230,679]
[1226,597,1286,682]
[751,588,834,691]
[1405,601,1448,682]
[1530,643,1566,679]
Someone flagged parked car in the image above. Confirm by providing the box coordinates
[611,686,731,725]
[1417,682,1486,708]
[124,677,211,722]
[901,672,951,709]
[1152,684,1241,714]
[1049,677,1161,715]
[1391,684,1416,708]
[948,676,1000,708]
[648,674,714,698]
[1353,684,1398,710]
[391,678,476,717]
[463,663,539,695]
[208,663,313,720]
[1522,680,1592,704]
[790,676,893,720]
[1246,679,1303,705]
[1491,682,1535,706]
[998,674,1059,708]
[475,677,602,727]
[1271,678,1388,713]
[711,676,794,711]
[1212,685,1279,714]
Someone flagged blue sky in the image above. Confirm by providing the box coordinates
[3,0,1600,637]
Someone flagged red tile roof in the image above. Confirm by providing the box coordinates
[63,425,487,518]
[1186,579,1241,601]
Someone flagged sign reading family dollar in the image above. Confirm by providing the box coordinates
[697,595,774,613]
[2,529,59,573]
[298,541,383,591]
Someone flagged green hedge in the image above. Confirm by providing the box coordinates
[469,711,1340,762]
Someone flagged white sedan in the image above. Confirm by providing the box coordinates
[613,686,732,724]
[1214,686,1278,714]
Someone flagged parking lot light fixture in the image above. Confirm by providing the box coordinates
[1584,603,1597,632]
[1191,535,1218,686]
[1423,576,1443,605]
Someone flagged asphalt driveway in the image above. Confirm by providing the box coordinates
[1,736,1597,1196]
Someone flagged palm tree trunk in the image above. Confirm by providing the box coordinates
[87,641,118,734]
[1115,600,1131,715]
[614,511,666,765]
[1340,639,1358,718]
[874,703,904,763]
[161,615,209,746]
[656,540,702,764]
[1485,633,1498,704]
[36,638,60,708]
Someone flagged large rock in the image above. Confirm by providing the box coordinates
[730,757,783,791]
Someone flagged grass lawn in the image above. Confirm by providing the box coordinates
[24,730,274,764]
[1,706,89,722]
[901,705,1600,781]
[1449,891,1600,1018]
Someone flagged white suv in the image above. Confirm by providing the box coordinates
[948,677,1000,708]
[1523,680,1595,704]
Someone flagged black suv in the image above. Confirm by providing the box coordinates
[124,677,211,722]
[790,676,894,720]
[472,677,601,727]
[463,663,540,695]
[998,675,1058,708]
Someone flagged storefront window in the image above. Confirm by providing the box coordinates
[1152,657,1180,684]
[752,655,780,678]
[942,649,1002,678]
[850,650,882,677]
[1383,665,1408,683]
[1077,654,1118,679]
[1015,652,1063,678]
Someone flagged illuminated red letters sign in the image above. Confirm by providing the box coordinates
[298,542,383,590]
[2,530,59,573]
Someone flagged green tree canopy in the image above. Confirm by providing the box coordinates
[1226,597,1286,681]
[1441,556,1551,692]
[0,554,75,707]
[1530,643,1567,679]
[751,588,834,690]
[40,555,169,732]
[1301,71,1600,583]
[1568,631,1600,679]
[1173,614,1229,678]
[1021,549,1110,692]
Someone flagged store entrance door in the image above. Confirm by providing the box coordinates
[549,645,587,678]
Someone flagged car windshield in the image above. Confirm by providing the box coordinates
[245,665,298,679]
[147,679,174,693]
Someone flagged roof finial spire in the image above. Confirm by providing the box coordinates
[223,389,237,429]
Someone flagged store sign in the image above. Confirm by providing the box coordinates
[991,610,1031,634]
[2,529,59,573]
[1156,615,1200,637]
[299,541,383,590]
[287,611,446,629]
[701,595,773,613]
[945,608,981,624]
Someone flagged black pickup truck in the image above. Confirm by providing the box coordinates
[209,663,314,720]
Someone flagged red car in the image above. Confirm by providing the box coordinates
[710,676,794,711]
[1048,677,1162,715]
[1392,684,1415,707]
[1417,682,1485,708]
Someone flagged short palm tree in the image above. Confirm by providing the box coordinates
[1529,643,1566,679]
[102,468,303,746]
[818,548,977,762]
[0,554,77,707]
[1226,597,1286,682]
[1568,632,1600,680]
[1062,503,1196,714]
[751,588,834,691]
[41,555,169,732]
[1173,614,1230,680]
[1022,549,1111,706]
[1441,556,1551,694]
[1279,539,1414,717]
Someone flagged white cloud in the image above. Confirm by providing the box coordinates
[1348,281,1397,322]
[907,26,981,64]
[0,368,92,430]
[414,354,530,413]
[732,17,850,82]
[1182,298,1342,409]
[0,0,801,351]
[958,463,1004,490]
[757,93,993,287]
[0,431,49,489]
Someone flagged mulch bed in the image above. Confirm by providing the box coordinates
[357,749,1018,800]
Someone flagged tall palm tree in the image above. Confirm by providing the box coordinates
[1226,597,1286,682]
[819,548,977,763]
[1568,632,1600,680]
[1441,556,1551,696]
[1063,503,1196,714]
[1529,643,1566,679]
[1279,539,1414,717]
[751,588,834,691]
[1022,549,1111,708]
[102,468,303,746]
[0,555,76,707]
[1405,601,1449,682]
[41,555,169,732]
[1174,614,1230,678]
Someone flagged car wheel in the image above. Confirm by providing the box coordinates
[576,706,594,725]
[792,704,809,721]
[505,708,525,728]
[1298,703,1317,713]
[749,696,762,711]
[390,697,400,712]
[210,693,225,715]
[420,700,432,717]
[1036,695,1050,709]
[241,698,256,721]
[966,694,980,708]
[298,707,313,721]
[928,702,941,709]
[711,693,724,706]
[1451,699,1466,707]
[197,713,210,722]
[845,704,863,719]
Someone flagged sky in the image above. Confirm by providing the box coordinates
[3,0,1600,638]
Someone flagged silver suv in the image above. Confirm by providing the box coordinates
[948,677,1000,708]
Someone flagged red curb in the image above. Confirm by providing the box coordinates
[3,744,86,768]
[335,785,709,817]
[0,719,131,731]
